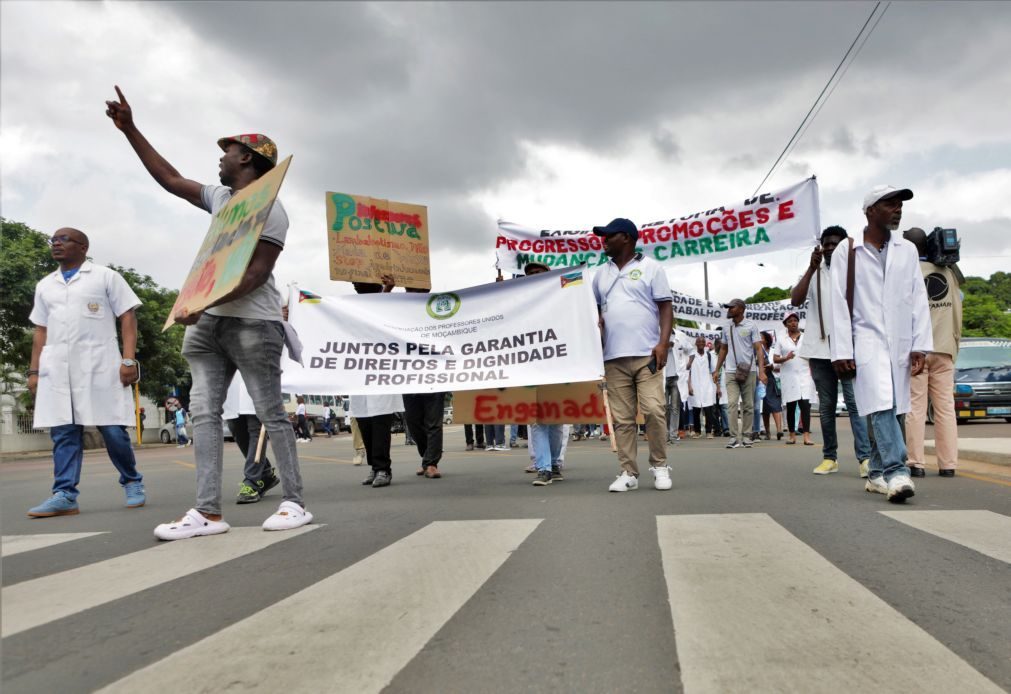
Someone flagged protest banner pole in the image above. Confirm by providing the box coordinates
[599,380,618,454]
[253,424,267,466]
[133,383,142,445]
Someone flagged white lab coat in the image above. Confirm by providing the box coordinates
[222,372,257,419]
[776,332,813,402]
[687,349,717,408]
[671,331,693,403]
[829,232,932,416]
[350,393,404,418]
[31,262,142,427]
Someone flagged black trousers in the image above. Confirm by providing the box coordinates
[357,414,393,473]
[786,399,812,434]
[692,405,718,434]
[464,424,484,446]
[226,414,273,484]
[403,392,445,468]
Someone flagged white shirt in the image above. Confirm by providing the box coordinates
[222,372,257,419]
[829,232,932,416]
[592,254,672,361]
[296,402,306,416]
[797,264,833,360]
[776,331,812,402]
[350,393,404,418]
[30,262,142,427]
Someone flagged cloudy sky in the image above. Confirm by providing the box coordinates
[3,1,1009,307]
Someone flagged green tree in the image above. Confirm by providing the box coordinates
[745,286,790,303]
[961,293,1011,338]
[109,265,191,403]
[0,219,58,376]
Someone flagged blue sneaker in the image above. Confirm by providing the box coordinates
[124,481,146,508]
[28,492,79,518]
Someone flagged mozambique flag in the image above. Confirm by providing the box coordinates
[560,271,583,288]
[298,289,322,304]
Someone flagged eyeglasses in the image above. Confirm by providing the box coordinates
[48,235,82,246]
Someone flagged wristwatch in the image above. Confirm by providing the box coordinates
[122,359,138,368]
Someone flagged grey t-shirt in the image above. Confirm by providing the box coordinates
[723,318,760,372]
[201,185,286,321]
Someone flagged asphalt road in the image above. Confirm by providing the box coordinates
[2,423,1009,693]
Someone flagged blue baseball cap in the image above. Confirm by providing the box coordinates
[592,218,639,242]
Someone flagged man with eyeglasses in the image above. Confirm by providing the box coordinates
[106,86,311,539]
[26,228,146,517]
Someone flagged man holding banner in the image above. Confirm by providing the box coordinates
[591,219,674,493]
[106,87,311,538]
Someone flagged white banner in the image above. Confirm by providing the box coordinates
[282,268,603,395]
[495,177,820,274]
[670,290,808,329]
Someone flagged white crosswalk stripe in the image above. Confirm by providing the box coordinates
[1,525,319,638]
[656,513,1005,694]
[880,510,1011,564]
[97,519,541,694]
[2,532,108,557]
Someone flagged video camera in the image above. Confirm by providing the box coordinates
[925,227,960,266]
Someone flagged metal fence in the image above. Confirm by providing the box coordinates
[15,413,46,435]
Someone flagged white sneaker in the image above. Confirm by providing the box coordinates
[650,466,673,491]
[608,472,639,492]
[154,508,230,541]
[886,474,915,503]
[485,446,495,451]
[263,500,314,531]
[864,476,888,495]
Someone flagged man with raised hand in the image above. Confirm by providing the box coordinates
[106,86,311,538]
[26,228,146,517]
[591,218,674,492]
[829,186,931,503]
[791,226,871,477]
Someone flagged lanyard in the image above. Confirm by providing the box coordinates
[600,254,643,304]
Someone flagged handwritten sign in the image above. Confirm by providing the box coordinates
[453,381,607,424]
[326,192,431,289]
[164,156,292,330]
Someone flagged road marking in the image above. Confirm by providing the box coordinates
[1,525,318,638]
[955,470,1011,488]
[656,513,1004,694]
[880,510,1011,564]
[2,532,108,557]
[172,459,195,469]
[99,519,541,693]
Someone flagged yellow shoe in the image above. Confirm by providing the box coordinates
[859,459,870,478]
[813,459,839,475]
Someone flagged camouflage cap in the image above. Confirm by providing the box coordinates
[217,133,278,167]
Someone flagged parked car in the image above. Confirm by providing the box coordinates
[932,338,1011,424]
[444,406,454,425]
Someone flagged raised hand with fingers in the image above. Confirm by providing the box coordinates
[105,85,134,131]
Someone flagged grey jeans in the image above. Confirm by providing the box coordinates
[183,315,303,515]
[665,376,680,439]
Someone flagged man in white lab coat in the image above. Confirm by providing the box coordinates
[829,186,932,503]
[26,228,146,517]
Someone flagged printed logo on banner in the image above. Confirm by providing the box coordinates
[560,271,583,288]
[426,293,462,320]
[298,289,322,304]
[629,269,643,280]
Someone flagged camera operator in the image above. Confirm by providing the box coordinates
[902,227,964,478]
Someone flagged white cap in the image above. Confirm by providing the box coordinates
[863,185,913,211]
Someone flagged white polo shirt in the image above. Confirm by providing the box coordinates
[592,254,672,361]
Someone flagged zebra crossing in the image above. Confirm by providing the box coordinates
[2,510,1008,693]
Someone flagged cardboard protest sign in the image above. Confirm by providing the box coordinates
[282,267,603,395]
[164,156,292,330]
[453,381,606,424]
[326,192,431,289]
[496,177,820,274]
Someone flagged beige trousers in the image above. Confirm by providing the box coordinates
[907,353,958,470]
[605,356,667,476]
[351,417,364,450]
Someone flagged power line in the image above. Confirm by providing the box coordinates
[752,2,889,197]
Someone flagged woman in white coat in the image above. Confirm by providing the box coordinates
[775,312,814,445]
[829,186,931,502]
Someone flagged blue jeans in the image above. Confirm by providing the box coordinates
[176,424,189,445]
[183,315,304,516]
[51,424,142,500]
[509,424,519,446]
[530,424,564,472]
[483,424,505,447]
[867,407,908,481]
[809,358,871,462]
[719,404,729,432]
